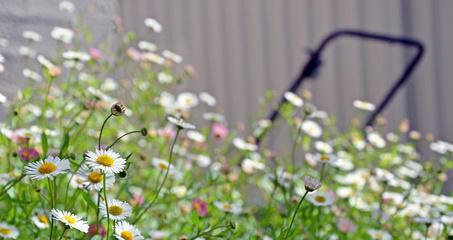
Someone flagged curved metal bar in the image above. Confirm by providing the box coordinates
[258,29,424,145]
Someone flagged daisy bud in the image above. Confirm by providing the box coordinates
[303,176,321,192]
[179,236,189,240]
[140,128,148,136]
[111,102,126,116]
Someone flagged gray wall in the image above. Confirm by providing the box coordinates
[119,0,453,143]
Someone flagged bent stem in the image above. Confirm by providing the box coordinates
[98,113,113,150]
[106,130,142,150]
[133,128,181,224]
[283,190,308,240]
[0,174,25,198]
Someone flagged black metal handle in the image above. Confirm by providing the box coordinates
[259,29,424,144]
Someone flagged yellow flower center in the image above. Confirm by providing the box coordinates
[158,163,168,170]
[315,195,326,203]
[38,214,49,224]
[88,172,103,183]
[63,215,77,224]
[0,227,12,235]
[120,230,133,240]
[223,203,232,210]
[38,162,57,174]
[320,155,330,161]
[96,155,114,167]
[108,205,123,216]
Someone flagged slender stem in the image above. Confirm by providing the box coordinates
[96,192,101,227]
[133,128,181,224]
[0,174,25,198]
[106,130,142,150]
[57,227,68,240]
[283,190,308,240]
[290,125,303,173]
[98,113,113,150]
[48,179,54,240]
[424,224,429,240]
[103,172,110,240]
[320,163,326,182]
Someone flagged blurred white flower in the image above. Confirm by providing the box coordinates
[141,52,165,65]
[59,1,75,13]
[22,31,42,42]
[199,92,216,106]
[301,120,322,138]
[157,72,173,84]
[177,92,199,109]
[62,51,90,61]
[214,201,242,214]
[138,41,157,52]
[233,138,257,151]
[162,50,183,63]
[241,158,265,174]
[0,38,8,48]
[307,191,335,206]
[430,140,453,154]
[284,91,303,107]
[186,130,205,143]
[144,18,162,32]
[367,132,386,148]
[196,155,211,167]
[22,68,42,82]
[353,100,376,111]
[0,93,6,104]
[367,229,392,240]
[314,141,333,153]
[51,27,74,44]
[18,46,36,58]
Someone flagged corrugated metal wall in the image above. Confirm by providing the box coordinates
[119,0,453,143]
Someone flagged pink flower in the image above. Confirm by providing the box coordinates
[87,224,106,238]
[89,48,103,61]
[18,147,39,162]
[212,123,228,140]
[131,192,144,206]
[158,127,176,140]
[192,198,208,217]
[337,218,356,233]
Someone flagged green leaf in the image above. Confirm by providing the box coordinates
[41,131,48,156]
[59,132,70,157]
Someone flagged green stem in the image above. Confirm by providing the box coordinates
[106,130,142,150]
[0,174,25,198]
[103,172,110,240]
[132,128,181,224]
[98,113,113,150]
[57,227,68,240]
[283,190,308,240]
[290,125,303,173]
[320,163,326,182]
[48,179,54,240]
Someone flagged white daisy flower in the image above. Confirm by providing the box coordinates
[199,92,216,106]
[367,229,392,240]
[144,18,162,32]
[162,49,183,63]
[100,199,132,221]
[214,201,242,214]
[177,92,199,109]
[31,211,50,229]
[314,153,336,165]
[76,165,115,191]
[157,72,173,84]
[314,141,333,154]
[25,156,70,180]
[186,130,205,143]
[195,155,211,168]
[367,132,386,148]
[167,116,195,129]
[171,185,187,198]
[115,221,144,240]
[353,100,376,111]
[18,46,36,58]
[62,51,90,62]
[0,93,6,104]
[138,41,157,52]
[50,27,74,44]
[0,222,19,239]
[59,1,75,13]
[241,158,265,174]
[307,191,335,206]
[22,31,42,42]
[152,158,176,173]
[284,91,303,107]
[202,112,225,122]
[22,68,42,82]
[51,209,88,233]
[141,52,165,65]
[85,149,126,174]
[233,138,257,151]
[301,120,322,138]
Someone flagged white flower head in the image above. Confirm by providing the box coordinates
[144,18,162,32]
[196,155,211,167]
[314,141,333,154]
[25,156,70,180]
[314,153,337,165]
[199,92,216,106]
[59,1,75,13]
[202,112,225,122]
[31,211,50,229]
[214,201,242,214]
[284,91,303,107]
[167,116,195,130]
[177,92,199,109]
[22,31,42,42]
[138,41,157,52]
[62,51,90,62]
[353,100,376,111]
[51,209,88,233]
[0,222,19,239]
[367,229,392,240]
[241,158,265,174]
[100,199,132,221]
[307,191,335,206]
[157,72,173,84]
[50,27,74,44]
[233,138,258,152]
[162,49,183,63]
[367,132,386,148]
[303,176,321,192]
[301,120,322,138]
[85,149,126,174]
[186,130,206,143]
[115,221,144,240]
[76,165,115,191]
[23,68,42,82]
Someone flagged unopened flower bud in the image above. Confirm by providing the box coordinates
[111,102,126,116]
